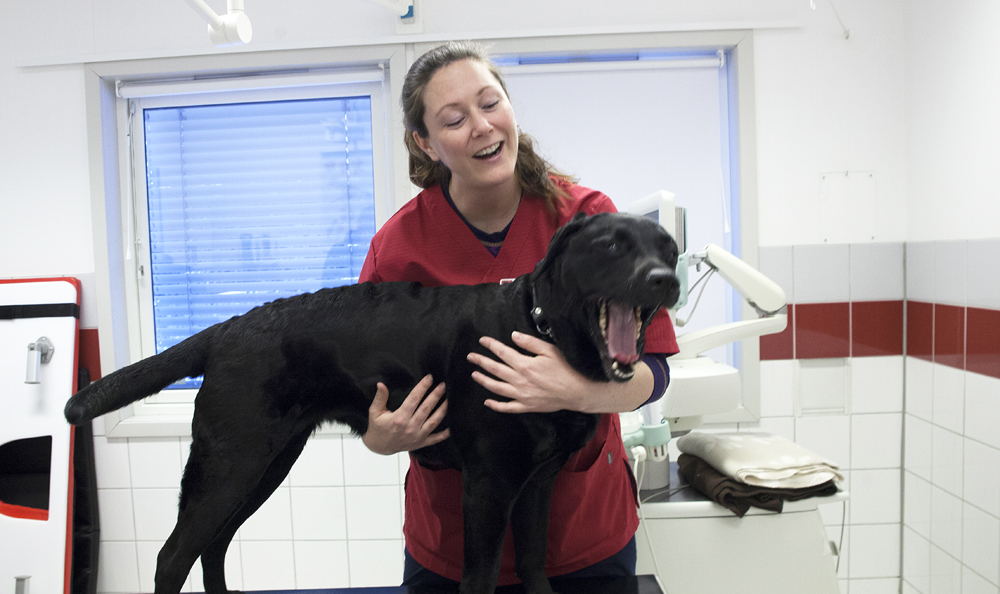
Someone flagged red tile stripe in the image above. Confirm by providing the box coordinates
[967,307,1000,379]
[853,300,904,358]
[795,302,851,359]
[758,298,1000,381]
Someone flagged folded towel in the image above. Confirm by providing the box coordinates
[677,453,840,517]
[676,431,844,489]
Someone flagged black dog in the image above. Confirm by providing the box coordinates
[64,212,679,594]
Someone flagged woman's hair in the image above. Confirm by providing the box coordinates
[401,41,574,208]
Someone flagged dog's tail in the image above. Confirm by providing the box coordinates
[64,327,217,425]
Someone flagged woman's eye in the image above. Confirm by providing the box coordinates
[483,101,499,111]
[445,117,465,128]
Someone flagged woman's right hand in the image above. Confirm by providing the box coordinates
[362,375,450,455]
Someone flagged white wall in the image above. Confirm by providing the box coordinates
[904,0,1000,242]
[754,0,908,246]
[0,41,92,278]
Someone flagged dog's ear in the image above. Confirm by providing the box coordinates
[531,212,590,281]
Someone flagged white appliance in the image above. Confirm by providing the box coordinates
[633,464,845,594]
[623,192,846,593]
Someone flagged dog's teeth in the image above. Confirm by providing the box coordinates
[612,361,619,370]
[600,301,608,340]
[635,308,642,340]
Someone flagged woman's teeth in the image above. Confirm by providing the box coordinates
[474,142,502,158]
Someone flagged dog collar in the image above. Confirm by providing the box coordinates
[530,288,553,338]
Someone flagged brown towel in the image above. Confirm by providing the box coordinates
[677,453,839,518]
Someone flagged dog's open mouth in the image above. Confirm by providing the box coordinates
[598,299,646,382]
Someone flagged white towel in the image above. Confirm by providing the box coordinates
[676,431,844,489]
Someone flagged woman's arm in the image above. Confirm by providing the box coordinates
[468,332,656,414]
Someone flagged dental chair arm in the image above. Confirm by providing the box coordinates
[689,244,786,316]
[674,316,787,360]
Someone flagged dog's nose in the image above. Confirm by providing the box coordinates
[645,267,681,308]
[645,267,675,288]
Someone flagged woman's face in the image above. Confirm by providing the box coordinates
[414,59,519,194]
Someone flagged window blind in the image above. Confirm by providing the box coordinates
[142,96,376,389]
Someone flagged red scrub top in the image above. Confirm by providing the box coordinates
[359,181,679,585]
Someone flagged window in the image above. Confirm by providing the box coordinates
[138,95,376,392]
[497,49,737,366]
[124,74,389,412]
[484,41,761,425]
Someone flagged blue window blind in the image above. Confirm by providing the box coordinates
[142,96,376,389]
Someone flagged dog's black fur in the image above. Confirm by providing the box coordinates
[65,212,679,594]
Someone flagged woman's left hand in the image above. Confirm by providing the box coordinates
[467,331,651,414]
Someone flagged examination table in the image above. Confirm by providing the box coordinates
[236,575,664,594]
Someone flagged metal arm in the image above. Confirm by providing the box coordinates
[182,0,252,47]
[673,244,787,360]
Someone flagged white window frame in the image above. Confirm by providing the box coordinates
[85,46,409,437]
[129,79,387,412]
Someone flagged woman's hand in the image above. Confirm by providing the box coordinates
[467,331,653,414]
[362,375,450,455]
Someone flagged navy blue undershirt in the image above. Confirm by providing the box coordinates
[440,183,669,406]
[441,183,510,256]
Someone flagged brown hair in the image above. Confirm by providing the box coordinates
[400,41,574,208]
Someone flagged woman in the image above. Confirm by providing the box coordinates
[358,41,679,587]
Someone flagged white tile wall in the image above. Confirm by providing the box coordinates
[240,540,297,589]
[905,472,932,539]
[851,414,902,469]
[95,434,406,592]
[851,356,904,414]
[904,527,931,593]
[850,469,900,524]
[905,242,936,303]
[793,244,851,303]
[963,503,1000,585]
[964,568,1000,594]
[964,438,1000,518]
[293,540,350,588]
[349,540,405,587]
[906,357,935,423]
[931,485,963,560]
[932,426,964,497]
[291,486,348,540]
[906,415,934,482]
[934,241,968,306]
[965,373,1000,450]
[797,358,851,415]
[930,544,962,592]
[850,577,902,594]
[850,524,901,578]
[850,242,905,301]
[905,360,1000,594]
[760,358,796,417]
[738,357,906,588]
[932,364,966,434]
[758,245,794,302]
[903,239,1000,594]
[795,414,852,467]
[967,239,1000,310]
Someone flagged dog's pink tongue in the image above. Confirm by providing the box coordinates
[607,302,639,365]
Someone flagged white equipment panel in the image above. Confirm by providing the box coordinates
[0,278,81,594]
